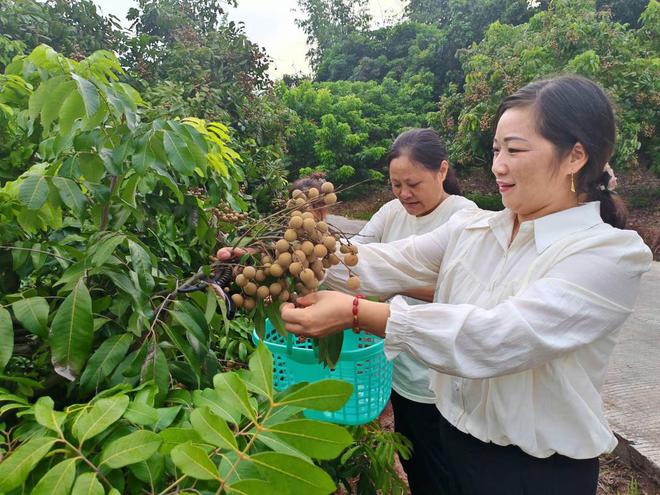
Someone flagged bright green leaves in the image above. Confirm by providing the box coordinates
[12,297,49,338]
[277,379,353,411]
[31,458,77,495]
[79,334,133,395]
[190,406,238,451]
[163,129,196,175]
[170,442,221,481]
[52,177,86,213]
[266,420,353,460]
[0,307,12,372]
[250,452,336,495]
[100,430,162,469]
[73,394,130,444]
[19,174,49,209]
[71,74,100,118]
[0,437,58,492]
[71,473,104,495]
[246,343,273,398]
[213,372,256,422]
[34,396,66,433]
[50,279,94,380]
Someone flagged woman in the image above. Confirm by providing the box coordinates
[288,172,329,221]
[280,75,653,494]
[345,128,476,490]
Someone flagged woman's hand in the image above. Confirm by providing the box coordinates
[280,291,354,338]
[281,291,390,339]
[215,246,253,261]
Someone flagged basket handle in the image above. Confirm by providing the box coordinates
[286,332,293,355]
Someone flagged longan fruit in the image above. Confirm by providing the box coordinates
[242,266,256,280]
[347,276,361,291]
[244,282,257,295]
[255,269,266,282]
[313,244,328,257]
[300,268,315,284]
[235,274,248,287]
[328,253,341,266]
[269,282,283,296]
[321,182,334,193]
[257,285,270,299]
[322,236,336,252]
[340,244,351,254]
[322,258,332,269]
[303,277,318,290]
[349,244,359,255]
[231,293,244,307]
[317,221,328,233]
[286,199,296,208]
[301,211,315,220]
[295,197,306,206]
[261,255,272,265]
[269,263,284,277]
[324,193,337,205]
[276,239,290,253]
[293,249,306,262]
[343,254,358,266]
[289,216,303,229]
[289,261,303,276]
[284,229,298,241]
[278,290,290,302]
[303,218,316,233]
[291,189,304,199]
[301,240,315,256]
[277,252,292,268]
[243,297,256,310]
[307,187,319,198]
[291,210,302,217]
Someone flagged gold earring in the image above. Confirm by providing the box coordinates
[570,172,575,193]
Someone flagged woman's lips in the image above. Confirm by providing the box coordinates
[497,181,515,193]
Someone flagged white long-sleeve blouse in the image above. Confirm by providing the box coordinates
[325,202,652,459]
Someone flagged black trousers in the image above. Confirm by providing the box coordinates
[390,390,599,495]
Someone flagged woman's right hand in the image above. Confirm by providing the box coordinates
[215,246,252,261]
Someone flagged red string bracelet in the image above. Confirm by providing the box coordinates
[352,294,365,333]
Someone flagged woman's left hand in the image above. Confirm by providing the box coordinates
[280,291,354,338]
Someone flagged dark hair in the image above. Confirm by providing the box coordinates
[386,128,461,195]
[496,75,626,228]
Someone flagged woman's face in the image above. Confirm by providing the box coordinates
[492,106,586,222]
[390,155,448,217]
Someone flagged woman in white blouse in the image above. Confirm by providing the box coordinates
[281,75,653,494]
[348,128,476,490]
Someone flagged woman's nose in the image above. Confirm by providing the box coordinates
[491,153,507,176]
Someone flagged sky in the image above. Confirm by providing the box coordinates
[93,0,406,79]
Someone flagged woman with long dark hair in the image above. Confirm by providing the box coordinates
[281,75,652,494]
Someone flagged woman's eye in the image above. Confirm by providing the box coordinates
[492,148,500,155]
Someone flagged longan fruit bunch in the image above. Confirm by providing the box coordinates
[220,181,361,311]
[213,202,248,224]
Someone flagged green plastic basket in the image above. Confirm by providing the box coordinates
[253,320,392,425]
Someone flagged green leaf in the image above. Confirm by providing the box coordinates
[0,437,57,492]
[52,177,86,213]
[71,472,104,495]
[90,234,125,267]
[247,343,273,399]
[226,479,278,495]
[19,174,49,210]
[163,130,196,175]
[32,458,77,495]
[78,153,105,183]
[154,405,181,430]
[267,420,353,460]
[120,174,140,208]
[50,279,94,380]
[100,430,162,469]
[29,75,66,120]
[41,79,76,134]
[131,147,156,175]
[170,442,220,481]
[124,401,159,426]
[0,308,13,372]
[158,427,202,454]
[276,380,353,411]
[79,333,133,395]
[12,297,50,340]
[213,372,256,422]
[74,394,130,444]
[140,344,170,403]
[58,89,85,135]
[190,406,238,451]
[34,396,66,433]
[256,431,312,462]
[129,452,164,487]
[192,389,242,424]
[71,74,100,117]
[250,452,336,495]
[128,240,154,292]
